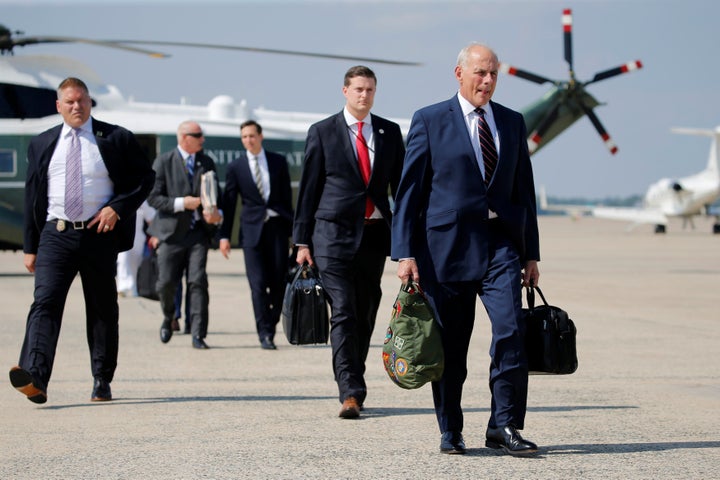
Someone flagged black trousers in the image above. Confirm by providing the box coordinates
[315,223,387,405]
[19,222,120,391]
[242,217,288,341]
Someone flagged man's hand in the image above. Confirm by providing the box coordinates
[203,207,222,225]
[183,196,202,211]
[397,259,419,285]
[522,260,540,287]
[296,246,314,267]
[24,253,37,274]
[87,206,119,234]
[219,239,231,259]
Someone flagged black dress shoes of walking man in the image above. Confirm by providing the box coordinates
[91,378,112,402]
[160,323,172,343]
[485,425,538,456]
[9,366,47,404]
[260,336,277,350]
[192,336,210,349]
[440,431,466,454]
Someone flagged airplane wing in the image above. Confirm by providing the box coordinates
[591,206,668,225]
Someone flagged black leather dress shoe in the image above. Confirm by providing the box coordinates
[440,431,466,454]
[160,324,172,343]
[192,336,210,349]
[260,336,277,350]
[485,425,538,455]
[91,378,112,402]
[9,366,47,404]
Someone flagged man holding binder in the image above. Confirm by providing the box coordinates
[147,120,222,349]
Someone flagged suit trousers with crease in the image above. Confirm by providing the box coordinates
[242,217,288,341]
[424,223,528,434]
[314,222,387,406]
[19,222,120,391]
[156,227,210,339]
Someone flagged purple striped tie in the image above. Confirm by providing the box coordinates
[64,128,83,220]
[475,107,497,185]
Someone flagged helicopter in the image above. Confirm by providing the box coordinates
[0,8,642,250]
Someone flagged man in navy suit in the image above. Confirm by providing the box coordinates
[148,121,223,350]
[392,44,541,455]
[219,120,293,350]
[294,65,405,419]
[9,77,154,404]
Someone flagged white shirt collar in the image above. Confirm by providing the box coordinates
[343,107,372,127]
[457,92,492,117]
[62,118,92,137]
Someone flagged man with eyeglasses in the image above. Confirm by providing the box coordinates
[147,120,223,349]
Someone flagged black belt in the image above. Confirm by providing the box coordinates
[48,219,93,231]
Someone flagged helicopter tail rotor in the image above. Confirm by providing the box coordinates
[500,8,642,155]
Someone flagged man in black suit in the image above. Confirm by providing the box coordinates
[219,120,293,350]
[147,121,223,349]
[392,43,541,455]
[9,77,155,404]
[293,65,405,419]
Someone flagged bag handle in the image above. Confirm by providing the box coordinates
[525,284,550,311]
[400,278,425,296]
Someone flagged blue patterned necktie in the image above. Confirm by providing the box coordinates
[65,128,83,220]
[186,155,195,185]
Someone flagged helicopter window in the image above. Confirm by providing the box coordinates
[0,83,58,119]
[0,150,16,177]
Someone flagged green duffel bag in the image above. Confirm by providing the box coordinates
[382,281,444,389]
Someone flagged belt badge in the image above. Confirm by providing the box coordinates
[56,220,66,232]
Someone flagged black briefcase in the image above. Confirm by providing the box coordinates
[282,263,329,345]
[523,285,578,375]
[136,248,159,301]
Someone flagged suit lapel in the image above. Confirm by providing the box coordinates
[448,97,483,178]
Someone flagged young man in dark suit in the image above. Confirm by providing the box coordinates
[9,77,155,404]
[219,120,293,350]
[147,121,222,350]
[392,43,541,455]
[293,65,405,419]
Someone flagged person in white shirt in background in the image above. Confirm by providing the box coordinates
[117,200,156,297]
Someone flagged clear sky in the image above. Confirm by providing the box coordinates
[2,0,718,198]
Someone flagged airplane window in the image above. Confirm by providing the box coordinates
[0,150,17,176]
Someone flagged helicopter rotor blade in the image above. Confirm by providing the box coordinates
[586,60,643,85]
[106,40,422,66]
[10,36,168,58]
[527,101,562,154]
[563,8,573,72]
[499,63,555,85]
[581,103,618,154]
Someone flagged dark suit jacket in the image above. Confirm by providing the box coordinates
[147,148,222,243]
[220,150,293,248]
[293,111,405,258]
[23,117,155,254]
[391,97,540,283]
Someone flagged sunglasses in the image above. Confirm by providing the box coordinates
[185,132,204,138]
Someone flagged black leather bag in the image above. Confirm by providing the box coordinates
[136,248,159,301]
[282,263,329,345]
[523,286,578,375]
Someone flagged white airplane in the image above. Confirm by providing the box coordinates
[592,126,720,234]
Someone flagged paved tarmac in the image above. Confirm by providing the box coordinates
[0,216,718,479]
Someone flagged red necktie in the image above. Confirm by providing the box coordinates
[356,121,374,218]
